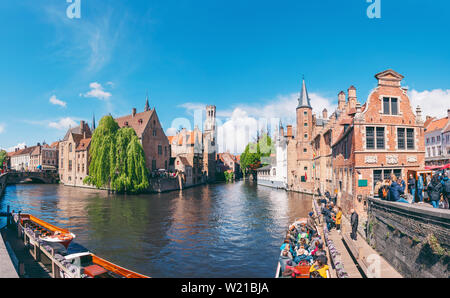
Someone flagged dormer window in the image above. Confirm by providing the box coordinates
[139,119,143,125]
[383,97,399,115]
[125,122,129,126]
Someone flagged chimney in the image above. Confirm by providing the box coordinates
[416,106,422,121]
[338,91,346,110]
[80,121,85,133]
[426,116,432,121]
[322,109,328,119]
[132,108,137,117]
[279,126,285,138]
[348,86,357,109]
[286,125,293,138]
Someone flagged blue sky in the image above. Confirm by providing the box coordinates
[0,0,449,153]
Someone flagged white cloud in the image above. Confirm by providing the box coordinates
[42,5,125,74]
[0,123,5,134]
[218,92,336,153]
[81,82,112,100]
[48,117,78,131]
[165,127,178,136]
[6,143,26,152]
[409,89,450,118]
[49,95,67,108]
[175,92,336,154]
[217,108,259,154]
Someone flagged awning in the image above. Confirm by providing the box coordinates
[41,165,57,170]
[425,163,450,171]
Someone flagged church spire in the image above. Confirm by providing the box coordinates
[297,76,312,109]
[92,113,96,131]
[145,91,150,112]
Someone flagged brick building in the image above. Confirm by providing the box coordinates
[331,69,425,216]
[168,127,205,186]
[216,152,241,180]
[167,105,217,186]
[9,146,36,171]
[311,109,333,195]
[424,110,450,166]
[29,143,58,171]
[59,121,92,186]
[287,79,315,194]
[203,105,218,182]
[115,98,170,172]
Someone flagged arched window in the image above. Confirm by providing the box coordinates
[69,143,72,152]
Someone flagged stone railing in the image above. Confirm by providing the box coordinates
[367,197,450,278]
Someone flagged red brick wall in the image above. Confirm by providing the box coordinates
[141,112,170,171]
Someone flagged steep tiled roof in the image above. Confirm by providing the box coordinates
[72,133,84,146]
[424,117,435,129]
[63,123,91,141]
[31,146,41,156]
[76,138,91,151]
[425,117,448,133]
[9,146,36,157]
[171,129,202,146]
[115,109,154,137]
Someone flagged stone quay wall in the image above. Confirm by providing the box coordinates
[149,177,181,193]
[0,174,7,197]
[367,197,449,278]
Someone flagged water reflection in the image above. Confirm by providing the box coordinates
[0,181,313,277]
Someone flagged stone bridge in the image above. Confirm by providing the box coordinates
[3,172,59,185]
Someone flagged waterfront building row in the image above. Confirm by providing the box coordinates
[258,69,429,217]
[8,142,59,172]
[424,111,450,167]
[5,95,229,191]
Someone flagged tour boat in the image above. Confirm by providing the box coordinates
[275,218,308,278]
[61,251,150,278]
[15,213,149,278]
[19,214,76,249]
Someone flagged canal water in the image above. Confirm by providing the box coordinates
[0,181,313,278]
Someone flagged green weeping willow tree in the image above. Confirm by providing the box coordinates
[84,115,149,194]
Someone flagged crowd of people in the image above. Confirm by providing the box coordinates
[278,213,330,278]
[278,192,362,278]
[374,171,450,209]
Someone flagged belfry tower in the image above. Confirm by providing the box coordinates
[203,105,217,182]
